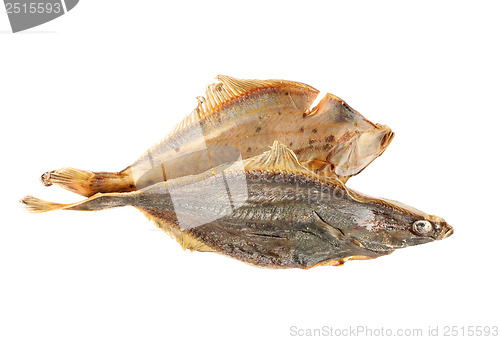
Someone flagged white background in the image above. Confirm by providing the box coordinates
[1,1,499,339]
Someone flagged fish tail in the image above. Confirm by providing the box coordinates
[21,192,136,213]
[20,196,69,213]
[41,167,136,197]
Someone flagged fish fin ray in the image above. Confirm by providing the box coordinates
[41,167,135,197]
[216,75,318,98]
[240,142,347,190]
[139,209,214,252]
[21,192,133,213]
[167,76,318,139]
[241,141,310,174]
[21,195,70,213]
[312,254,389,268]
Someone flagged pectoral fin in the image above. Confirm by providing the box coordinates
[311,211,393,268]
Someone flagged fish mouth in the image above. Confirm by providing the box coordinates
[380,127,395,150]
[441,225,454,239]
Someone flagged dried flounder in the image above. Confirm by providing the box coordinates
[22,142,453,269]
[41,75,393,197]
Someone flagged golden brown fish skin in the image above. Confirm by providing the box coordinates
[129,83,320,189]
[42,76,393,197]
[41,79,318,196]
[282,93,395,180]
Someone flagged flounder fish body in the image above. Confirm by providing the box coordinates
[42,76,393,197]
[23,143,452,269]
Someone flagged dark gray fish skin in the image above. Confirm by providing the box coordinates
[22,142,452,269]
[128,171,450,268]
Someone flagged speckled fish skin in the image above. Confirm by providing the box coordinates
[23,143,452,269]
[41,76,393,197]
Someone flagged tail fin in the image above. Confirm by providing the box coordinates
[21,192,136,213]
[21,196,69,213]
[41,167,136,197]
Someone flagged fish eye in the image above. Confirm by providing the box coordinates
[412,220,433,235]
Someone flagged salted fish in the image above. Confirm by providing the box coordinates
[23,142,452,269]
[41,76,393,197]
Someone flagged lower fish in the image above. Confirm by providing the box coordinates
[22,142,452,269]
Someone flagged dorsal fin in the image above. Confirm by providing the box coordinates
[241,141,312,174]
[225,141,347,189]
[167,76,318,138]
[216,75,318,100]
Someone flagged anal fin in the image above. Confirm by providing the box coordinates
[309,254,386,268]
[139,209,214,253]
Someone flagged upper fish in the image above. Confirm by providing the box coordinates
[41,75,393,197]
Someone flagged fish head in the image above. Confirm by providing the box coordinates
[311,93,394,180]
[341,193,454,252]
[330,125,394,181]
[410,215,454,242]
